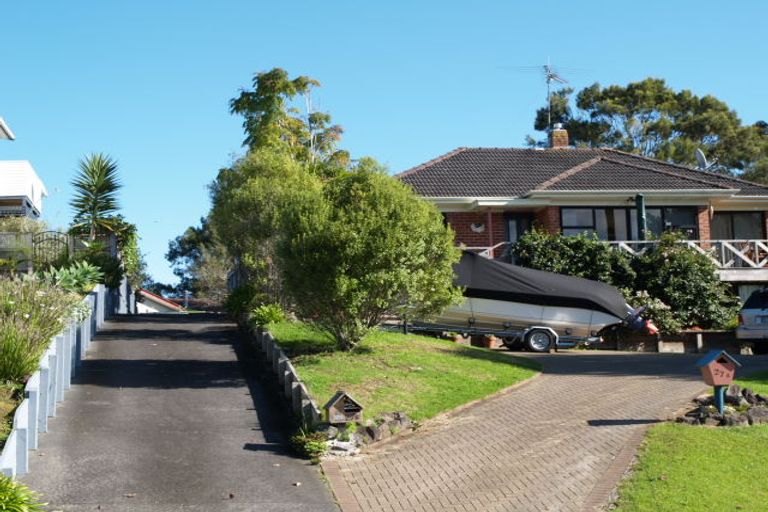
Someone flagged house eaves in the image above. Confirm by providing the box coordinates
[526,189,739,199]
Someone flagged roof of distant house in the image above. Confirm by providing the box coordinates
[397,148,768,197]
[138,289,185,312]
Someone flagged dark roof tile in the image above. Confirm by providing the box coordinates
[397,147,768,197]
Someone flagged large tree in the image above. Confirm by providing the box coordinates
[279,166,462,351]
[230,67,348,167]
[70,153,122,240]
[530,78,768,176]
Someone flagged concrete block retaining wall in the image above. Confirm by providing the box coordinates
[252,329,323,426]
[0,284,117,477]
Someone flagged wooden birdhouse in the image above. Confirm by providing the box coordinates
[696,350,741,387]
[324,391,364,425]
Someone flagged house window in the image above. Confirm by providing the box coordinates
[561,206,699,241]
[711,212,765,240]
[645,207,698,238]
[561,207,633,240]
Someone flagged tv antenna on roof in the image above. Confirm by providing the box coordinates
[695,148,717,171]
[543,60,569,132]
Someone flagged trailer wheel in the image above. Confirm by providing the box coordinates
[524,329,554,353]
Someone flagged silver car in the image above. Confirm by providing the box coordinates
[737,289,768,340]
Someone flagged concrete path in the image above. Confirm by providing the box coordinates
[325,351,768,512]
[22,314,338,512]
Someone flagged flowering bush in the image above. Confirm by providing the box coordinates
[0,278,80,383]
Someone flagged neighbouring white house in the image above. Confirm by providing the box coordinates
[0,160,48,218]
[136,289,186,314]
[0,117,48,219]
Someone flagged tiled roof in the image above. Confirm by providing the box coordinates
[397,147,768,197]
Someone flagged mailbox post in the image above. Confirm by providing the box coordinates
[696,350,741,415]
[324,390,364,425]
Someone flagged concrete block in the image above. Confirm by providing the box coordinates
[14,401,28,475]
[47,349,57,418]
[55,335,65,402]
[24,373,39,450]
[283,371,293,399]
[291,382,303,414]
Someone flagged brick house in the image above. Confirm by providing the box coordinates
[398,127,768,300]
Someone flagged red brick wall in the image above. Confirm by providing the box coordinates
[445,211,506,248]
[534,206,560,234]
[697,206,711,240]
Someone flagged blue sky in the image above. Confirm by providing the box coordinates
[2,1,767,284]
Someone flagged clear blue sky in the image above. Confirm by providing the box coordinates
[2,1,767,284]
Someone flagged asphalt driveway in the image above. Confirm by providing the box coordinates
[21,314,338,512]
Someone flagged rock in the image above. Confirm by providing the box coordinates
[703,415,723,427]
[676,416,699,425]
[748,407,768,425]
[378,424,392,441]
[744,388,759,405]
[394,411,413,430]
[724,413,750,427]
[350,432,366,446]
[727,384,742,401]
[694,394,713,406]
[328,440,360,455]
[756,394,768,404]
[365,424,383,443]
[317,424,339,440]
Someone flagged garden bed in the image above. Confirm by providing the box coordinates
[613,372,768,511]
[269,321,540,421]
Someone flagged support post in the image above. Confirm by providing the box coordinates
[635,194,647,241]
[714,385,726,415]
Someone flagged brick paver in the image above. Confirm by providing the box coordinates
[326,351,768,512]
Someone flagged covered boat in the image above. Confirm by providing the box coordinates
[415,251,655,352]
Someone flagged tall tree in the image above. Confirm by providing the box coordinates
[529,78,768,176]
[230,67,347,165]
[70,153,122,240]
[166,217,214,293]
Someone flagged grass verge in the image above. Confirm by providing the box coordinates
[269,321,540,421]
[615,371,768,511]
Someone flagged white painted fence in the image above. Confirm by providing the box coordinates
[0,285,109,477]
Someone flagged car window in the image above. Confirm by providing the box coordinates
[743,290,768,309]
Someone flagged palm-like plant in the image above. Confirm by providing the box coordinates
[70,153,122,240]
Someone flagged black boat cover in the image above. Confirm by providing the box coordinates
[455,251,630,319]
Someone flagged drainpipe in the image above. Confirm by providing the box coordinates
[635,194,647,241]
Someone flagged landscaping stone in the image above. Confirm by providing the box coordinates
[748,407,768,425]
[316,424,339,440]
[677,387,768,428]
[756,393,768,404]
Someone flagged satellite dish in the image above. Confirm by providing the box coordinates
[695,148,709,170]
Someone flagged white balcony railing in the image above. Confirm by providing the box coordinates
[466,239,768,270]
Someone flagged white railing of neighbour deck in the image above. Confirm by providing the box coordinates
[0,286,106,477]
[465,239,768,270]
[607,240,768,270]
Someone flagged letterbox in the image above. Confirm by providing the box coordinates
[695,350,741,387]
[324,390,364,425]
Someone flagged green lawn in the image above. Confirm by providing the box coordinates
[615,370,768,511]
[269,321,540,421]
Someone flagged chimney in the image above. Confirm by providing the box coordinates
[549,123,569,149]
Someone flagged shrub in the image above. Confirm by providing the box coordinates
[511,229,740,332]
[0,278,80,383]
[0,217,47,234]
[224,283,265,319]
[250,303,285,327]
[633,233,740,330]
[73,246,123,289]
[37,261,104,295]
[511,228,636,289]
[289,428,328,462]
[0,474,46,511]
[280,168,462,351]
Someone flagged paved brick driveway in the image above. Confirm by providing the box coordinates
[324,351,768,512]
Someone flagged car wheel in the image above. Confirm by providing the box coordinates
[524,329,554,353]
